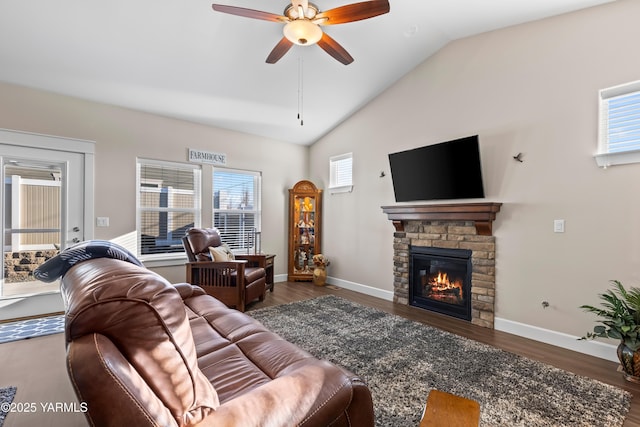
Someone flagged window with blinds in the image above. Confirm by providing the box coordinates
[596,80,640,167]
[137,159,201,258]
[329,152,353,193]
[212,168,261,252]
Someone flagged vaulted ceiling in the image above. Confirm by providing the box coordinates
[0,0,613,145]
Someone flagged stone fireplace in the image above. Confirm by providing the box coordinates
[381,203,501,328]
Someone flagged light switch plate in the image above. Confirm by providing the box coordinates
[554,219,565,233]
[96,217,110,227]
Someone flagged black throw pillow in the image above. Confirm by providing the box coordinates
[34,240,142,283]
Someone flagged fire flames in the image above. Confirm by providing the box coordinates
[430,272,462,292]
[425,271,463,303]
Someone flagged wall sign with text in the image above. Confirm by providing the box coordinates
[188,149,227,165]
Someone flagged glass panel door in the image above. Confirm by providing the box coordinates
[3,160,62,297]
[1,143,86,319]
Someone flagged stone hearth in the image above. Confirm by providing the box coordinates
[381,203,501,328]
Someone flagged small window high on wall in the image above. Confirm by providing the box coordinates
[329,152,353,193]
[595,80,640,168]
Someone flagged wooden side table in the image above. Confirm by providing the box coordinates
[236,254,276,292]
[419,389,480,427]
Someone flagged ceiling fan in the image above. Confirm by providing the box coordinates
[212,0,390,65]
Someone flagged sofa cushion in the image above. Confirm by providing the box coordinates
[209,246,231,262]
[243,266,266,283]
[180,289,374,426]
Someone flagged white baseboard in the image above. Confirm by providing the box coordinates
[274,274,618,362]
[494,317,618,363]
[326,277,395,301]
[273,274,395,301]
[274,274,288,284]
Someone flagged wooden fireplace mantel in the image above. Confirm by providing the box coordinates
[381,202,502,236]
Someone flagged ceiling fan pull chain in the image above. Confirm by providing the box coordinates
[297,56,300,121]
[298,56,304,126]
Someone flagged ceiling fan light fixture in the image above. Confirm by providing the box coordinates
[283,20,322,46]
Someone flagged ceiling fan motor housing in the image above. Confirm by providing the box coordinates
[284,2,319,20]
[283,2,322,45]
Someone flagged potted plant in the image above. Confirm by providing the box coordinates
[312,254,330,286]
[580,280,640,382]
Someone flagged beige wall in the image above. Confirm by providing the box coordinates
[1,0,639,356]
[309,0,640,342]
[0,82,308,282]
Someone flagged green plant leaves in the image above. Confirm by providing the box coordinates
[580,280,640,351]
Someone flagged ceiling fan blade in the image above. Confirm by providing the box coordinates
[315,0,389,25]
[317,32,354,65]
[266,37,294,64]
[212,4,287,22]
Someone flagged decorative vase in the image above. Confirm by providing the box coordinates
[617,342,640,383]
[313,266,327,286]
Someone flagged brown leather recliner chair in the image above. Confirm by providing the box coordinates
[60,256,375,427]
[182,227,266,312]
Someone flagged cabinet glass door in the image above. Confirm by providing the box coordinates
[293,195,316,274]
[288,180,321,281]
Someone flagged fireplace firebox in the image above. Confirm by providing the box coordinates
[410,246,472,321]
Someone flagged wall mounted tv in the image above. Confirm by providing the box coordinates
[388,135,485,202]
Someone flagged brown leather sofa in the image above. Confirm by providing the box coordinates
[61,257,374,427]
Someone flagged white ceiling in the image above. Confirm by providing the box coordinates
[0,0,613,145]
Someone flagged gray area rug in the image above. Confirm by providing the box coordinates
[249,295,631,426]
[0,315,64,344]
[0,386,17,427]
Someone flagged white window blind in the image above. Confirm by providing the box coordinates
[213,168,261,252]
[329,153,353,193]
[137,159,201,259]
[596,80,640,167]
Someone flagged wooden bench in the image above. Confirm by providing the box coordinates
[419,389,480,427]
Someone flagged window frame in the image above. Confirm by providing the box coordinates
[595,80,640,168]
[212,167,262,254]
[329,152,353,194]
[136,158,201,262]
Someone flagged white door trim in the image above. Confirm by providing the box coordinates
[0,128,95,240]
[0,128,95,320]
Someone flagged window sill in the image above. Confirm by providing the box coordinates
[141,255,187,268]
[594,149,640,168]
[329,185,353,194]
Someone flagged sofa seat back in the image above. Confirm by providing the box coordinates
[61,258,219,427]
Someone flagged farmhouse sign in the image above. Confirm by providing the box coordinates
[188,149,227,165]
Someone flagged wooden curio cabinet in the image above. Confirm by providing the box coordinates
[288,180,322,281]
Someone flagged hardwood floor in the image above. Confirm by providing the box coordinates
[1,281,638,426]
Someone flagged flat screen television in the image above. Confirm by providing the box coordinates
[388,135,485,202]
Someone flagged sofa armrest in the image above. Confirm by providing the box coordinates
[185,260,250,310]
[186,260,248,268]
[185,260,247,285]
